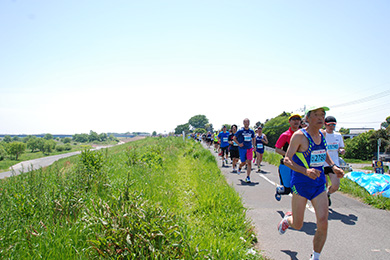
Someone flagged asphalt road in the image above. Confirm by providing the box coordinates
[204,143,390,260]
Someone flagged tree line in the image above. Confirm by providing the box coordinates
[0,131,119,161]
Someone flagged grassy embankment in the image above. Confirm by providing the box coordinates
[263,151,390,210]
[0,137,262,259]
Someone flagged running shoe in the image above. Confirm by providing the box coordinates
[275,193,281,201]
[232,169,237,173]
[276,186,285,194]
[278,212,292,235]
[238,168,241,175]
[257,168,261,173]
[245,176,251,183]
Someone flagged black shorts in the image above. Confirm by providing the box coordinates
[230,149,239,159]
[220,146,228,156]
[324,166,334,175]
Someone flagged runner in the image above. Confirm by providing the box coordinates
[206,131,212,148]
[274,113,302,201]
[277,106,344,260]
[218,125,230,167]
[213,131,219,153]
[323,116,345,206]
[255,126,268,172]
[228,124,240,173]
[233,118,256,183]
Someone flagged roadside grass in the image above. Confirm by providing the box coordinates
[343,159,372,164]
[339,178,390,210]
[0,137,262,259]
[263,151,282,166]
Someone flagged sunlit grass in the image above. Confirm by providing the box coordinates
[0,137,263,259]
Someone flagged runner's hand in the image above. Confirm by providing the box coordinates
[306,168,321,180]
[333,166,344,178]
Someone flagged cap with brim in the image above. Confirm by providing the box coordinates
[325,116,337,124]
[306,106,329,114]
[288,113,302,120]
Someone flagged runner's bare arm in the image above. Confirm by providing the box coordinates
[263,134,269,144]
[275,148,285,156]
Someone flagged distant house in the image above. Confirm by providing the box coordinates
[343,128,374,139]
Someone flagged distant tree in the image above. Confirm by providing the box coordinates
[89,130,100,142]
[3,135,12,143]
[0,144,7,160]
[381,116,390,129]
[175,123,190,135]
[108,134,117,142]
[36,138,46,152]
[43,133,53,140]
[7,141,26,160]
[27,136,39,152]
[262,112,291,147]
[204,123,213,132]
[22,135,33,143]
[73,133,89,143]
[339,127,350,135]
[43,140,56,155]
[12,136,20,142]
[344,131,376,160]
[63,137,72,144]
[189,115,209,129]
[99,133,108,142]
[152,131,157,136]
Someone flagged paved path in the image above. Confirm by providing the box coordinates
[0,144,116,179]
[204,143,390,260]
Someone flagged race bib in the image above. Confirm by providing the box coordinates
[223,137,228,142]
[257,143,263,149]
[327,142,339,151]
[310,149,326,167]
[233,141,238,146]
[244,135,251,142]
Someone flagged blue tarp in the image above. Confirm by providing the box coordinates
[345,171,390,198]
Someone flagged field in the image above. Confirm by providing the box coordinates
[0,137,262,259]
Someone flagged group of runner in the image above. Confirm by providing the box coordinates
[197,106,346,260]
[203,118,268,183]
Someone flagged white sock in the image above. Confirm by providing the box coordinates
[311,251,320,260]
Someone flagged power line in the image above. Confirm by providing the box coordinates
[329,89,390,109]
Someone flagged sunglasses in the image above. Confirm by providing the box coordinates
[326,123,336,126]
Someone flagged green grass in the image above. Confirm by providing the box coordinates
[343,158,372,164]
[340,178,390,210]
[263,151,283,166]
[0,137,263,259]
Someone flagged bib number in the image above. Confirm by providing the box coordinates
[223,137,228,143]
[327,143,339,151]
[244,135,251,142]
[310,149,326,167]
[257,143,263,149]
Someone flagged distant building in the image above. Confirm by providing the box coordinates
[343,128,374,139]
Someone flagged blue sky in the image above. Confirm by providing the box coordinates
[1,0,389,135]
